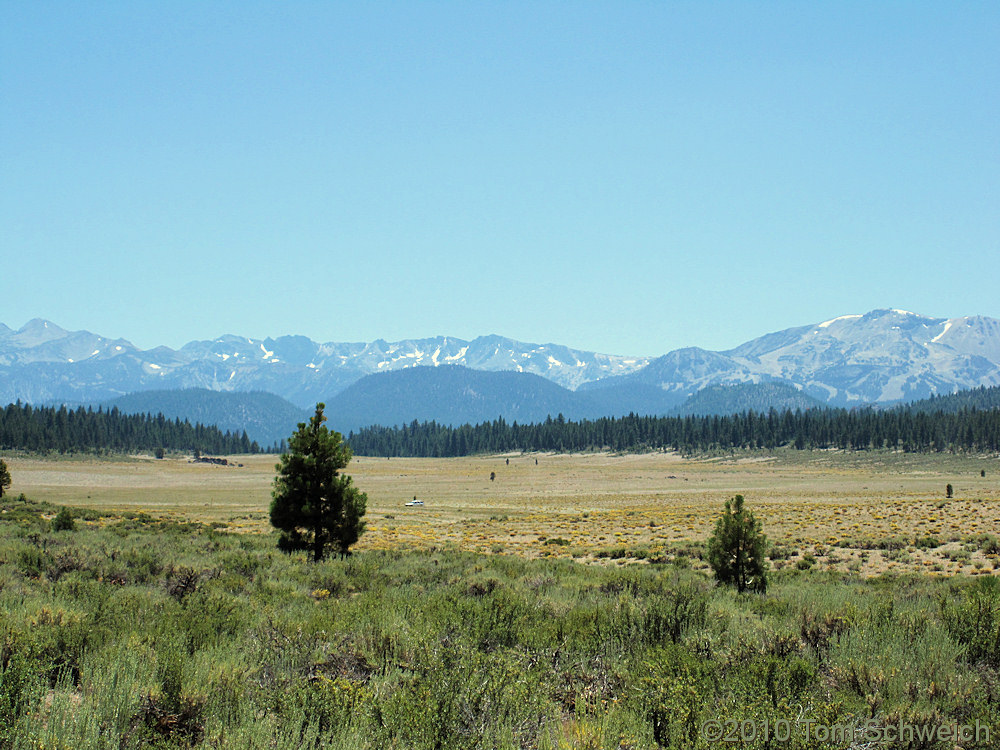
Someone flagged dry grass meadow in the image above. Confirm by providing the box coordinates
[7,449,1000,576]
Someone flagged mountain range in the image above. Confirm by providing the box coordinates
[0,320,647,407]
[3,309,1000,442]
[580,310,1000,407]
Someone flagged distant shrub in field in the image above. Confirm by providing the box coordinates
[164,565,199,602]
[768,545,792,561]
[944,549,972,564]
[645,580,710,645]
[595,547,629,560]
[672,542,704,561]
[51,507,76,532]
[16,546,52,579]
[466,578,501,597]
[47,549,84,582]
[219,550,263,580]
[884,548,913,564]
[799,610,849,655]
[876,535,909,551]
[983,536,1000,555]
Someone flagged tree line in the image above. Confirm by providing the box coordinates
[901,384,1000,414]
[346,406,1000,457]
[0,402,260,455]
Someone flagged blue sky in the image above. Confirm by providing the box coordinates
[2,2,997,356]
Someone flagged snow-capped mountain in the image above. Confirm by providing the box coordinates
[2,309,1000,410]
[0,320,648,407]
[727,309,1000,403]
[583,309,1000,406]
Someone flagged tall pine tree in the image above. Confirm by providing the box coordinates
[270,403,367,561]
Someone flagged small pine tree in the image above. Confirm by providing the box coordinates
[0,459,10,498]
[706,494,768,593]
[946,483,954,499]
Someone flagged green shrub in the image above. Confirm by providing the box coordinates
[16,546,53,579]
[768,545,792,561]
[632,644,713,749]
[941,579,1000,667]
[51,507,76,532]
[0,648,37,744]
[979,535,1000,555]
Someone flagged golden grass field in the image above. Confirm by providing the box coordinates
[6,449,1000,576]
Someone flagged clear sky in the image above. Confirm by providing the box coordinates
[2,2,997,356]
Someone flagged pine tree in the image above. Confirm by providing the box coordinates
[706,494,768,593]
[270,403,367,561]
[0,459,10,498]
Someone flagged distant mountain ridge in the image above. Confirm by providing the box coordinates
[71,367,823,439]
[671,382,827,416]
[0,320,647,407]
[581,309,1000,406]
[325,369,831,435]
[3,309,1000,422]
[325,365,687,434]
[60,371,828,443]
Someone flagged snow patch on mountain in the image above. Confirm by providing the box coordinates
[931,320,955,343]
[818,314,862,328]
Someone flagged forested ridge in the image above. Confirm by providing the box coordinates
[902,384,1000,414]
[347,404,1000,456]
[0,402,260,454]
